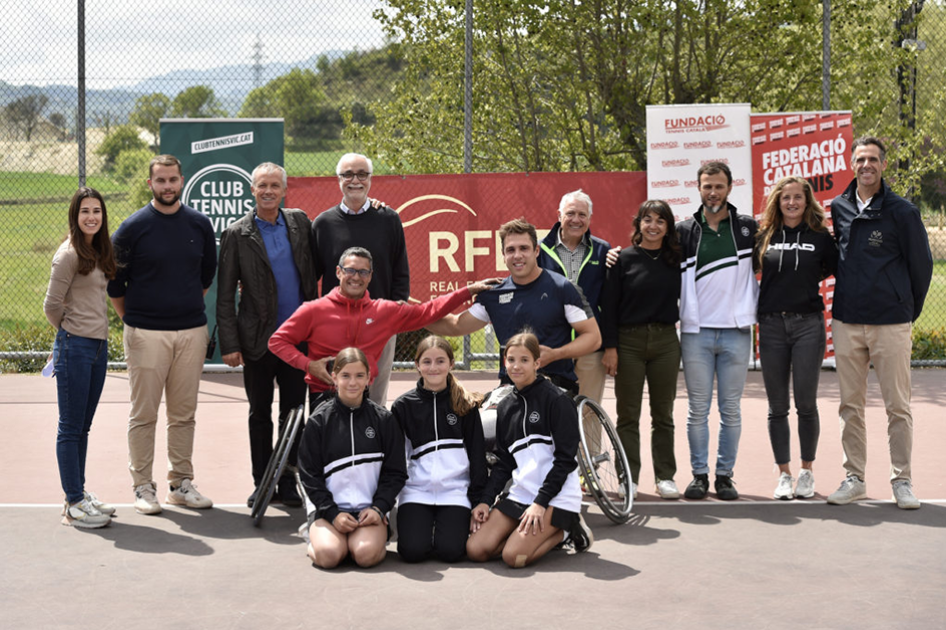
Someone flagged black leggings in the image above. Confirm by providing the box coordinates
[396,503,471,563]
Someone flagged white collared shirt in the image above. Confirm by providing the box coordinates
[340,200,371,215]
[856,193,872,214]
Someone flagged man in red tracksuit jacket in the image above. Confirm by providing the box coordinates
[269,245,497,402]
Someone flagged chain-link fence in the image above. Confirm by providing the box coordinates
[2,0,945,371]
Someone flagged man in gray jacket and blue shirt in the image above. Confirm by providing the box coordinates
[217,162,318,509]
[826,136,933,510]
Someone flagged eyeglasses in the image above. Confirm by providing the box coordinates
[340,266,371,278]
[338,171,371,181]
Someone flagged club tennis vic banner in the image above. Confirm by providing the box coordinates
[160,118,285,362]
[646,103,753,221]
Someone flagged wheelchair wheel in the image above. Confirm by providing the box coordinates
[575,396,633,524]
[252,405,305,527]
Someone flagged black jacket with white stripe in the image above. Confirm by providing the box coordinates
[478,376,582,513]
[393,379,488,508]
[298,395,407,524]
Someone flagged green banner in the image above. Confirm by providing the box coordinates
[160,118,284,363]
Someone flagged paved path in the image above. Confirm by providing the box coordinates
[1,369,944,629]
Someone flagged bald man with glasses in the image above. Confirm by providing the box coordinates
[310,153,410,406]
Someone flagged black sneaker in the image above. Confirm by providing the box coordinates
[714,475,739,501]
[278,478,303,508]
[684,474,709,500]
[247,487,259,508]
[566,513,594,554]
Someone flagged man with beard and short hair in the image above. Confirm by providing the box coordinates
[427,218,601,393]
[108,154,217,515]
[676,161,759,501]
[310,153,409,406]
[217,162,317,509]
[826,136,933,510]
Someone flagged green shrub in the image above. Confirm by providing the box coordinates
[912,327,946,361]
[0,323,124,374]
[96,126,148,171]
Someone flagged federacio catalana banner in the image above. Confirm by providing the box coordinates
[749,110,854,359]
[287,172,647,305]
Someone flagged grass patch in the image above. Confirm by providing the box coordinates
[915,260,946,331]
[0,172,126,203]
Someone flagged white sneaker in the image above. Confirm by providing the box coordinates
[62,498,111,529]
[656,479,680,500]
[134,483,162,515]
[84,491,116,516]
[892,480,920,510]
[774,472,795,500]
[795,469,815,499]
[826,475,866,505]
[166,479,213,509]
[618,481,638,500]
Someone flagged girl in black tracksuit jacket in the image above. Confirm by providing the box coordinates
[466,332,591,568]
[297,347,407,569]
[393,335,488,563]
[754,176,838,501]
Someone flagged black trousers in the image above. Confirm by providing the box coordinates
[396,503,471,563]
[243,350,307,485]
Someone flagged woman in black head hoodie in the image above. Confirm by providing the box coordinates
[755,176,838,502]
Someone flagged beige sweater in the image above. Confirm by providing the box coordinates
[43,241,109,340]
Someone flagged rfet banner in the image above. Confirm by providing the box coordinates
[646,103,753,221]
[287,171,647,304]
[749,110,854,359]
[160,118,284,361]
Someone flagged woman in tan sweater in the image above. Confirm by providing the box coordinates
[43,187,117,529]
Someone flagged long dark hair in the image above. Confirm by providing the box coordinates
[414,335,483,415]
[68,187,116,279]
[631,200,681,265]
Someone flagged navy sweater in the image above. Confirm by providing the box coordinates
[107,203,216,330]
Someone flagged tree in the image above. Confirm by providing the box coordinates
[4,94,48,141]
[171,86,226,118]
[95,125,148,171]
[239,68,331,146]
[130,93,171,146]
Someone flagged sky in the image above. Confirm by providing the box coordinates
[1,0,387,89]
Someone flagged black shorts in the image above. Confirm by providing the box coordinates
[495,499,578,531]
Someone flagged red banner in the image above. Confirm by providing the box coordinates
[288,172,647,304]
[749,111,854,359]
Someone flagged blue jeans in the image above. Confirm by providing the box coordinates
[681,328,751,477]
[54,329,108,504]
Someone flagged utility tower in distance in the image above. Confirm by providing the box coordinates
[251,33,265,89]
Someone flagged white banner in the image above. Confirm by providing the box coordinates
[646,103,753,221]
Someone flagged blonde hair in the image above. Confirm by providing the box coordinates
[414,336,483,415]
[756,176,828,268]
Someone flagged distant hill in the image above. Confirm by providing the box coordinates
[0,49,347,130]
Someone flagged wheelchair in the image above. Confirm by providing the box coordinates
[250,404,306,527]
[479,385,634,525]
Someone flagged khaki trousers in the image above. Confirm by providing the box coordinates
[124,325,208,488]
[575,350,607,456]
[832,320,913,483]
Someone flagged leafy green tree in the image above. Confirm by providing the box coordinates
[95,125,148,171]
[239,68,331,147]
[130,93,171,146]
[4,94,49,141]
[171,86,226,118]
